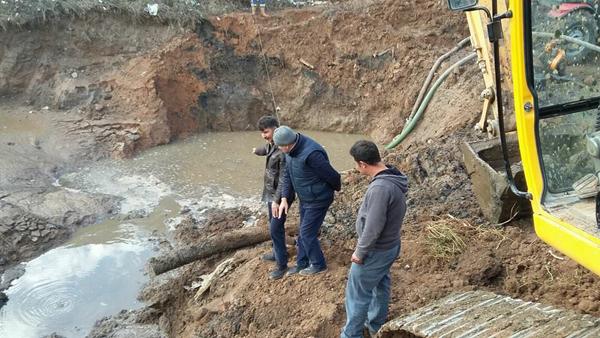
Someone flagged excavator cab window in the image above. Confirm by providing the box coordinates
[528,0,600,235]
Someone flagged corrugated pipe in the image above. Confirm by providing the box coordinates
[408,37,471,122]
[386,52,477,149]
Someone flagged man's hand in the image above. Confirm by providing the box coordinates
[277,198,289,219]
[351,253,363,265]
[252,147,256,154]
[271,202,280,218]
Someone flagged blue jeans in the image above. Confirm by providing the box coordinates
[340,245,400,338]
[296,203,329,269]
[251,0,265,6]
[268,202,288,269]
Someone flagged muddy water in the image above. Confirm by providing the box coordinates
[0,130,366,338]
[114,130,366,198]
[0,108,50,135]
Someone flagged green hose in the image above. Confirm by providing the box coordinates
[385,52,477,149]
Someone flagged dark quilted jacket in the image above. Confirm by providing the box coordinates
[254,143,286,203]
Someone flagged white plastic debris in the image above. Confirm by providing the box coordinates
[146,3,159,16]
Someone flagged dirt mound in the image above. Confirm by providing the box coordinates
[211,0,474,142]
[140,210,599,337]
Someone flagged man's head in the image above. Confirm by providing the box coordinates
[257,115,280,143]
[350,140,382,175]
[273,125,298,153]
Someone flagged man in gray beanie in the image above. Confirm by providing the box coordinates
[273,126,298,147]
[274,126,341,276]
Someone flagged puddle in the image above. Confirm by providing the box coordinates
[0,196,182,338]
[0,242,150,338]
[0,108,51,145]
[0,130,367,337]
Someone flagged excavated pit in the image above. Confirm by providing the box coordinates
[1,1,599,337]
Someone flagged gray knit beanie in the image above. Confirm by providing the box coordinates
[273,126,298,146]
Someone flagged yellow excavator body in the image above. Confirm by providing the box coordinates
[461,0,600,276]
[508,1,600,276]
[380,1,600,336]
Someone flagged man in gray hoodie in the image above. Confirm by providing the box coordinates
[341,140,408,338]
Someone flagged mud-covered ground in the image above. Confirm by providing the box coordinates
[105,135,598,338]
[1,0,599,337]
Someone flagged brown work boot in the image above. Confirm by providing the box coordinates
[260,7,269,17]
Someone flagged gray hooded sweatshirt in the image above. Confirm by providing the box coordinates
[353,166,408,260]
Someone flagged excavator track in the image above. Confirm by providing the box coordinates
[378,291,600,338]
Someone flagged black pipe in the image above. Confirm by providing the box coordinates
[492,0,532,200]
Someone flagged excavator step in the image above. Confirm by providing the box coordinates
[378,291,600,338]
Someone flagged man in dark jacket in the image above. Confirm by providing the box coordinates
[253,116,289,280]
[341,140,408,338]
[274,126,341,276]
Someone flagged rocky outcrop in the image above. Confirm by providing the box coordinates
[0,189,120,274]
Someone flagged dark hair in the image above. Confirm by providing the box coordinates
[257,115,279,130]
[350,140,381,165]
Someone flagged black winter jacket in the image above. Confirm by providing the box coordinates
[254,143,286,203]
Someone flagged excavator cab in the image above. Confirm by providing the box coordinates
[446,0,600,276]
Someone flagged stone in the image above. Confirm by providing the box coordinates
[0,225,9,234]
[578,299,592,312]
[127,133,141,141]
[583,76,596,86]
[31,230,41,237]
[12,235,22,246]
[0,292,8,307]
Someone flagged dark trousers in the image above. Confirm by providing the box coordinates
[296,203,329,269]
[268,202,288,269]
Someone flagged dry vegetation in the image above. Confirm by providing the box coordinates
[425,215,511,259]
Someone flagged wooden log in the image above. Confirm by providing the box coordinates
[149,226,271,275]
[299,58,315,70]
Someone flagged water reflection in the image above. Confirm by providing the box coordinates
[0,242,150,338]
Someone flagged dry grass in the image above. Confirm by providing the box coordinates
[425,218,467,259]
[425,214,512,259]
[0,0,247,30]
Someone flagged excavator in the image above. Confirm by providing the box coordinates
[379,0,600,336]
